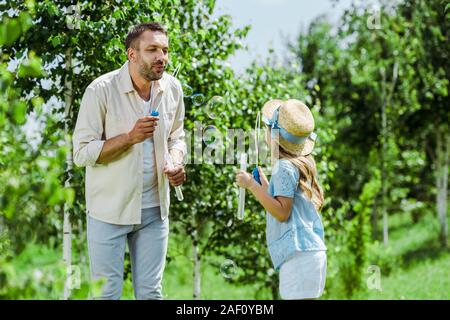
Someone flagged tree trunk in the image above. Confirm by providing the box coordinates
[371,196,378,240]
[192,227,201,299]
[382,208,389,245]
[380,67,389,246]
[63,47,73,300]
[379,62,397,246]
[78,217,86,266]
[436,129,449,247]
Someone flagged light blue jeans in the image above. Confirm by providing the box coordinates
[87,206,169,300]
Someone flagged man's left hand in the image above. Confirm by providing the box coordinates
[164,164,186,187]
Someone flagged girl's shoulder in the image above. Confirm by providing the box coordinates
[272,159,299,179]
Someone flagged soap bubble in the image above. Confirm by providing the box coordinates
[220,259,237,279]
[202,125,222,148]
[191,93,205,106]
[205,95,225,120]
[182,83,194,98]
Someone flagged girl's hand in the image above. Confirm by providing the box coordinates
[235,170,254,189]
[257,166,269,190]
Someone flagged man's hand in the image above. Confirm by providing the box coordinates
[127,116,159,144]
[164,164,186,187]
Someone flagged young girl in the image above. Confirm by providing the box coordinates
[236,99,327,300]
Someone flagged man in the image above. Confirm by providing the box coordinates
[73,22,186,300]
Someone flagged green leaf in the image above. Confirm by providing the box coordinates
[0,18,22,46]
[18,12,33,33]
[18,54,44,78]
[49,35,62,48]
[65,188,75,207]
[12,100,27,125]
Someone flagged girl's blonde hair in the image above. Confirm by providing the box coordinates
[278,147,324,212]
[265,125,324,211]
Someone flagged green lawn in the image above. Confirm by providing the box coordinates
[131,210,449,300]
[121,233,272,300]
[352,211,450,300]
[161,255,271,300]
[3,209,449,299]
[359,253,450,299]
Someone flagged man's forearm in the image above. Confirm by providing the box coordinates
[169,148,184,166]
[96,133,133,164]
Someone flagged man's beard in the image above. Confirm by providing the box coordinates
[138,60,165,81]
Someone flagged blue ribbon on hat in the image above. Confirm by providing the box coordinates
[262,107,317,144]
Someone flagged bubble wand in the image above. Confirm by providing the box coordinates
[172,62,182,78]
[252,112,262,184]
[149,62,182,117]
[237,153,247,220]
[158,63,184,201]
[165,152,184,201]
[145,63,183,201]
[150,81,161,117]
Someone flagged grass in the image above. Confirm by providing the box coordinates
[3,209,449,299]
[155,210,450,300]
[360,253,450,299]
[352,211,450,300]
[161,255,271,300]
[122,232,272,300]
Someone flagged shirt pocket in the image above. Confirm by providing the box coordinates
[105,111,129,138]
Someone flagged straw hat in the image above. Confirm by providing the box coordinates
[262,99,317,156]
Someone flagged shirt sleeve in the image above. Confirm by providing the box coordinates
[271,160,299,198]
[72,86,106,167]
[167,80,186,164]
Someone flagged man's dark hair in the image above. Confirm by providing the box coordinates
[125,22,167,50]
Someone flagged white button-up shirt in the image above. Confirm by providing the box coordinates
[73,61,186,224]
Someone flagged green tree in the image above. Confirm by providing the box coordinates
[289,0,449,297]
[3,0,283,299]
[0,1,73,247]
[394,0,449,247]
[0,0,76,298]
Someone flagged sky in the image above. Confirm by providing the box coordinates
[22,0,364,144]
[214,0,355,73]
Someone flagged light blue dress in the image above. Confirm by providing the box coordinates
[266,159,327,299]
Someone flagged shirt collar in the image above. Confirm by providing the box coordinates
[118,61,168,94]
